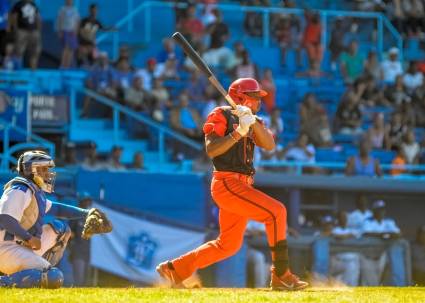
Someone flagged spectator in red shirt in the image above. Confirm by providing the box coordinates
[302,11,322,67]
[181,4,204,45]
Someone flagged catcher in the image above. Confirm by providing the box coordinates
[0,150,112,288]
[157,78,308,290]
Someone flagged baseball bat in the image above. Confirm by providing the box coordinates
[172,32,237,109]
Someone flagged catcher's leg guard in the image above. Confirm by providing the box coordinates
[41,220,71,266]
[0,267,64,289]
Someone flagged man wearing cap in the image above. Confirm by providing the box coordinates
[380,47,403,83]
[135,58,162,91]
[360,200,401,285]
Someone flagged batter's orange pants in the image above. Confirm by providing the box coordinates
[171,171,287,280]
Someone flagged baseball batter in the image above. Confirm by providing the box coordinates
[0,150,112,288]
[157,78,308,290]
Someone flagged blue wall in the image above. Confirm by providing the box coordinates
[76,170,210,228]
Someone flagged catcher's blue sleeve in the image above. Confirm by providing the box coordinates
[48,202,89,220]
[0,214,32,241]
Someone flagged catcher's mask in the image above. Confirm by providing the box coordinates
[17,150,56,193]
[228,78,267,113]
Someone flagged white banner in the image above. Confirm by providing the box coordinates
[90,203,206,284]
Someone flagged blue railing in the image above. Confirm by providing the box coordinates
[257,160,425,177]
[97,1,403,62]
[0,119,55,171]
[70,87,203,167]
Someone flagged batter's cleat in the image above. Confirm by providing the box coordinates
[156,261,185,288]
[270,270,309,291]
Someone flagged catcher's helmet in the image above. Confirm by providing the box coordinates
[228,78,267,113]
[17,150,56,193]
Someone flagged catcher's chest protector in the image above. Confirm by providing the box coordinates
[4,177,46,235]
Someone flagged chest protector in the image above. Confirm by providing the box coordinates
[3,177,47,238]
[211,108,256,176]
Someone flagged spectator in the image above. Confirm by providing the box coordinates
[330,211,361,286]
[361,200,401,286]
[135,58,161,91]
[157,38,180,64]
[367,112,386,149]
[345,139,382,177]
[81,142,103,171]
[170,92,203,140]
[243,0,264,37]
[203,11,233,71]
[403,61,423,95]
[300,93,332,147]
[402,0,425,36]
[401,129,420,164]
[385,112,408,150]
[315,215,334,237]
[69,192,93,286]
[412,224,425,285]
[181,4,204,45]
[390,0,405,34]
[151,78,171,112]
[114,45,133,69]
[328,17,347,71]
[385,75,411,106]
[245,221,270,288]
[61,142,78,168]
[2,43,21,70]
[157,55,179,80]
[56,0,80,68]
[347,195,372,232]
[359,76,389,107]
[235,50,258,79]
[228,41,245,71]
[335,88,363,135]
[380,47,403,83]
[390,145,407,176]
[363,200,401,239]
[274,14,302,67]
[340,40,364,83]
[280,133,316,164]
[10,0,42,69]
[124,76,153,112]
[105,145,126,171]
[200,4,216,28]
[302,11,322,67]
[398,98,416,127]
[363,51,381,82]
[112,57,133,100]
[78,4,109,66]
[260,68,276,114]
[131,151,145,171]
[0,0,10,57]
[207,9,229,51]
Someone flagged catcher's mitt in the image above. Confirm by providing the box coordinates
[81,208,113,240]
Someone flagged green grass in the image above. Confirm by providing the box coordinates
[0,287,424,303]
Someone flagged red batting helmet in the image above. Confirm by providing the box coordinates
[228,78,267,112]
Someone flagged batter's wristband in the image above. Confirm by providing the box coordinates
[229,130,242,142]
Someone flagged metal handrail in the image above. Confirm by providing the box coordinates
[257,160,425,176]
[96,1,403,61]
[71,88,203,158]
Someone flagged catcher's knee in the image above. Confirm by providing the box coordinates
[217,238,243,256]
[0,267,63,289]
[42,220,71,266]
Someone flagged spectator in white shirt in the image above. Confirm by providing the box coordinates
[401,129,420,164]
[360,200,401,286]
[330,211,361,286]
[403,61,423,95]
[380,47,403,83]
[347,195,372,232]
[135,58,163,91]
